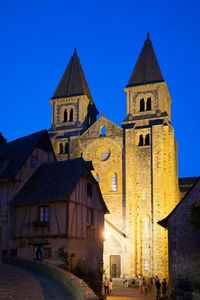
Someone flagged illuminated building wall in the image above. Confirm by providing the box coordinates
[49,35,180,278]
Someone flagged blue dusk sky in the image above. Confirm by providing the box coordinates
[0,0,200,178]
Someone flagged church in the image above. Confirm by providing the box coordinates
[48,34,180,279]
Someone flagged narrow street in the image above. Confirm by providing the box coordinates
[107,286,155,300]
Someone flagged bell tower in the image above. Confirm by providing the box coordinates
[123,33,179,277]
[49,49,98,159]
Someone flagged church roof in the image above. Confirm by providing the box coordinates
[52,49,93,102]
[126,33,164,87]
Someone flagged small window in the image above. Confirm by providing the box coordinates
[63,109,68,122]
[100,126,106,136]
[111,173,117,192]
[145,134,150,145]
[138,135,144,146]
[44,248,52,258]
[142,192,147,200]
[64,143,69,154]
[31,156,37,168]
[87,208,94,226]
[144,260,149,271]
[87,182,92,197]
[146,97,151,111]
[69,108,73,122]
[59,143,64,154]
[140,99,145,112]
[101,150,110,160]
[39,206,50,223]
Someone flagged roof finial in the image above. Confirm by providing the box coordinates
[74,47,77,54]
[146,32,150,40]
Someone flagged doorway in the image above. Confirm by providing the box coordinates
[110,255,121,278]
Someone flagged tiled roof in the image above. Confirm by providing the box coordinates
[179,176,199,193]
[158,177,200,228]
[52,49,93,102]
[126,33,164,87]
[0,130,54,180]
[12,158,108,213]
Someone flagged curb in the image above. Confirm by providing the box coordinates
[2,257,98,300]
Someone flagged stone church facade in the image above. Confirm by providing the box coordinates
[49,35,180,279]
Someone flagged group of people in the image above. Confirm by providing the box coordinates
[103,274,167,299]
[103,276,113,295]
[136,275,167,299]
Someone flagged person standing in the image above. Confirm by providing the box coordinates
[143,278,148,295]
[139,278,143,294]
[103,276,109,295]
[109,278,113,295]
[155,276,161,300]
[147,278,152,294]
[162,278,167,298]
[123,274,128,287]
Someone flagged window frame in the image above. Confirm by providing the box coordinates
[30,155,38,168]
[38,206,50,224]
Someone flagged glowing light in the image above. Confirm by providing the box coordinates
[104,230,110,240]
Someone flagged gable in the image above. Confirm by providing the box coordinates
[80,115,123,140]
[0,130,55,180]
[159,177,200,228]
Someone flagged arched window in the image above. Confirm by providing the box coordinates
[69,108,73,122]
[145,134,150,145]
[138,135,144,146]
[59,143,64,154]
[100,126,107,136]
[146,97,151,111]
[63,109,68,122]
[140,99,145,112]
[64,142,69,154]
[111,173,117,192]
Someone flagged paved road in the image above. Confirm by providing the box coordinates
[0,263,75,300]
[107,286,155,300]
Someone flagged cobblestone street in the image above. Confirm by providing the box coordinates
[0,263,74,299]
[107,286,155,300]
[0,263,45,300]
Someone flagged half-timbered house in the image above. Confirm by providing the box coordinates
[0,130,55,255]
[11,158,108,273]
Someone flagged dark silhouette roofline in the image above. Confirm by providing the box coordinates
[0,130,55,180]
[11,158,109,214]
[158,177,200,228]
[126,33,164,87]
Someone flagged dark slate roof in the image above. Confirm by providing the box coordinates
[0,130,54,180]
[179,176,199,194]
[12,158,108,213]
[158,177,200,228]
[0,132,6,145]
[126,33,164,87]
[52,49,93,102]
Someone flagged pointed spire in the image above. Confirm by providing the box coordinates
[126,33,164,87]
[52,49,93,101]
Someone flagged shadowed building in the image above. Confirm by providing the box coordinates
[159,178,200,298]
[0,130,55,255]
[11,158,108,273]
[49,34,180,278]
